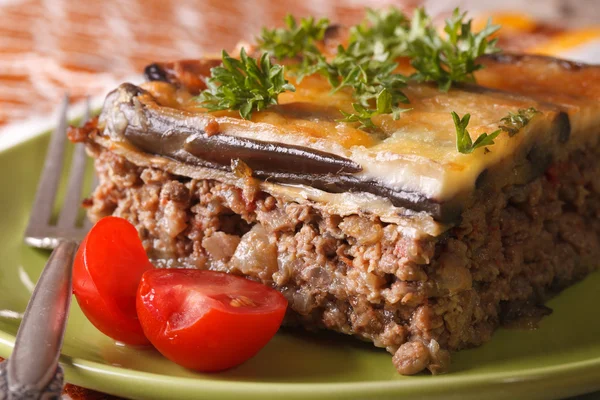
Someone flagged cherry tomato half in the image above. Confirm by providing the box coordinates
[136,269,288,372]
[73,216,153,345]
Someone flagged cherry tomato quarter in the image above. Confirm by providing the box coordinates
[73,216,153,345]
[136,269,288,372]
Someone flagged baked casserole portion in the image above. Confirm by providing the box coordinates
[69,13,600,375]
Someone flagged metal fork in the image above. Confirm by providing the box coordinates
[25,95,92,249]
[0,95,93,400]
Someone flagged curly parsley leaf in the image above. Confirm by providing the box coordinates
[408,9,501,91]
[339,88,409,129]
[339,102,378,129]
[257,14,329,60]
[253,8,502,132]
[331,44,408,101]
[348,8,411,62]
[499,107,539,136]
[293,50,331,83]
[199,48,295,120]
[349,8,501,92]
[258,12,412,128]
[452,111,501,154]
[314,44,410,128]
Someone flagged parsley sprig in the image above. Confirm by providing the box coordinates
[256,8,501,129]
[339,87,409,129]
[256,12,411,129]
[288,42,410,129]
[452,107,540,154]
[407,9,501,91]
[200,49,295,120]
[452,112,500,154]
[348,8,410,62]
[321,44,409,128]
[257,15,329,61]
[350,8,501,92]
[200,8,504,143]
[499,107,539,136]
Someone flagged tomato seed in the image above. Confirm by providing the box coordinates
[229,296,256,308]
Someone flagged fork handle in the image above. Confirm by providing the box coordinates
[0,362,64,400]
[3,240,77,398]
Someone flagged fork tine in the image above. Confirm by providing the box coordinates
[57,98,91,230]
[24,95,70,246]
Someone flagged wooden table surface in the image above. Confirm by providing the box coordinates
[0,0,599,399]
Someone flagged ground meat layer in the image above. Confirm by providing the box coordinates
[85,143,600,375]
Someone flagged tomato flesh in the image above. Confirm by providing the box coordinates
[136,269,288,372]
[73,216,153,345]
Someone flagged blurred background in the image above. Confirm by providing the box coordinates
[0,0,598,128]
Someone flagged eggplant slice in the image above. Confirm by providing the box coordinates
[99,83,458,221]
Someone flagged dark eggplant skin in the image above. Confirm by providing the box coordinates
[101,83,460,222]
[142,59,221,95]
[183,133,362,175]
[144,63,170,83]
[110,84,361,175]
[554,112,571,144]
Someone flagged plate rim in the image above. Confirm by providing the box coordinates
[1,116,600,400]
[2,330,600,399]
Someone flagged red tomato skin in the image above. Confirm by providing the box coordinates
[136,269,288,372]
[73,216,153,346]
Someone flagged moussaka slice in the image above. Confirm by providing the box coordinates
[69,50,600,375]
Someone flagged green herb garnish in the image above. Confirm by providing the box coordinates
[258,8,501,128]
[351,8,501,92]
[452,107,540,153]
[250,8,502,136]
[408,9,501,91]
[339,88,409,129]
[326,44,409,128]
[499,107,539,136]
[258,12,411,129]
[348,8,410,62]
[451,111,501,154]
[257,14,329,61]
[284,42,410,129]
[257,15,331,85]
[200,48,295,120]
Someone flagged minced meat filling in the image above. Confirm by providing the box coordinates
[85,143,600,375]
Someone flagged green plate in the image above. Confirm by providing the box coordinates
[0,126,600,400]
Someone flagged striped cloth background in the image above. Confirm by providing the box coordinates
[0,0,598,130]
